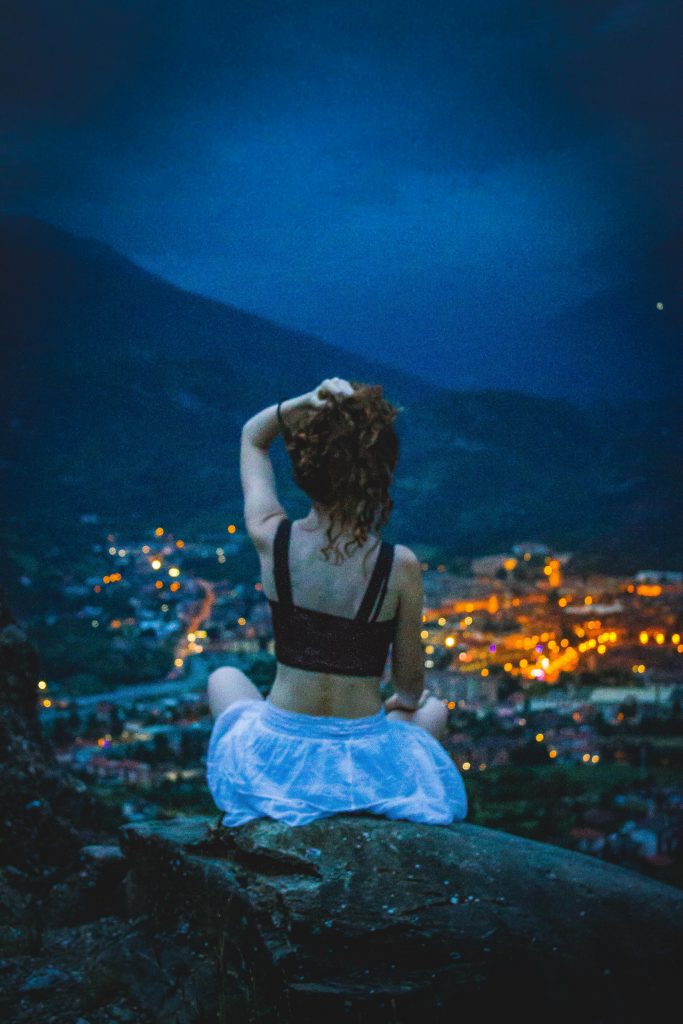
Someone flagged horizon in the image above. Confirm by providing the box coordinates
[3,210,679,411]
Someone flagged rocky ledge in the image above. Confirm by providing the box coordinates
[118,813,683,1023]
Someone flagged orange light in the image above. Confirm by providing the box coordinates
[636,584,662,597]
[155,527,164,537]
[227,524,237,534]
[175,539,185,548]
[639,631,649,644]
[584,595,593,605]
[170,582,181,592]
[155,580,164,589]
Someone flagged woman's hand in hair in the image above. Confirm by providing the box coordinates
[308,377,355,408]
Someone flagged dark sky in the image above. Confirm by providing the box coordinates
[2,1,681,400]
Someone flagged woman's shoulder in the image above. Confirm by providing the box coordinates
[391,543,421,573]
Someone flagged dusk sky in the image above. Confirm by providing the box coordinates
[3,1,681,400]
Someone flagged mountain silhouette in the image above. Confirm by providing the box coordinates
[1,214,680,571]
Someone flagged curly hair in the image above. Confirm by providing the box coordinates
[281,382,402,567]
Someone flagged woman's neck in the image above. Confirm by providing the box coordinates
[299,505,359,540]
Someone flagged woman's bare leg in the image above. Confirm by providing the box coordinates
[207,666,264,719]
[385,692,448,741]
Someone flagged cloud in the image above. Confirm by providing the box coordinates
[2,0,681,398]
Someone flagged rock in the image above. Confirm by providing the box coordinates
[20,965,74,992]
[41,844,129,927]
[87,921,242,1023]
[119,814,683,1022]
[0,585,107,882]
[80,844,126,866]
[0,874,36,955]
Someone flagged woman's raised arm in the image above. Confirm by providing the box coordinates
[240,378,354,549]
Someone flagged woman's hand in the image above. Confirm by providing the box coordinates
[383,692,422,714]
[277,379,355,432]
[307,377,355,408]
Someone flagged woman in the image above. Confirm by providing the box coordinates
[206,377,467,826]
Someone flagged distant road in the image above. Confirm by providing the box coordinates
[67,655,210,708]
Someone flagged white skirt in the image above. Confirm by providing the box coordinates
[206,698,468,828]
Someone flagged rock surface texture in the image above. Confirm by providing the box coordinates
[119,813,683,1023]
[0,587,146,1023]
[0,585,105,883]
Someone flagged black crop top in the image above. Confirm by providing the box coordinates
[266,517,397,677]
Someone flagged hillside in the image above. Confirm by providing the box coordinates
[1,214,681,574]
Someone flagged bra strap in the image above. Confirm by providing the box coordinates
[273,517,293,606]
[356,542,395,623]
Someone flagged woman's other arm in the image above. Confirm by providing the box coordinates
[384,546,426,712]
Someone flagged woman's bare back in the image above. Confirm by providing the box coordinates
[259,514,405,716]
